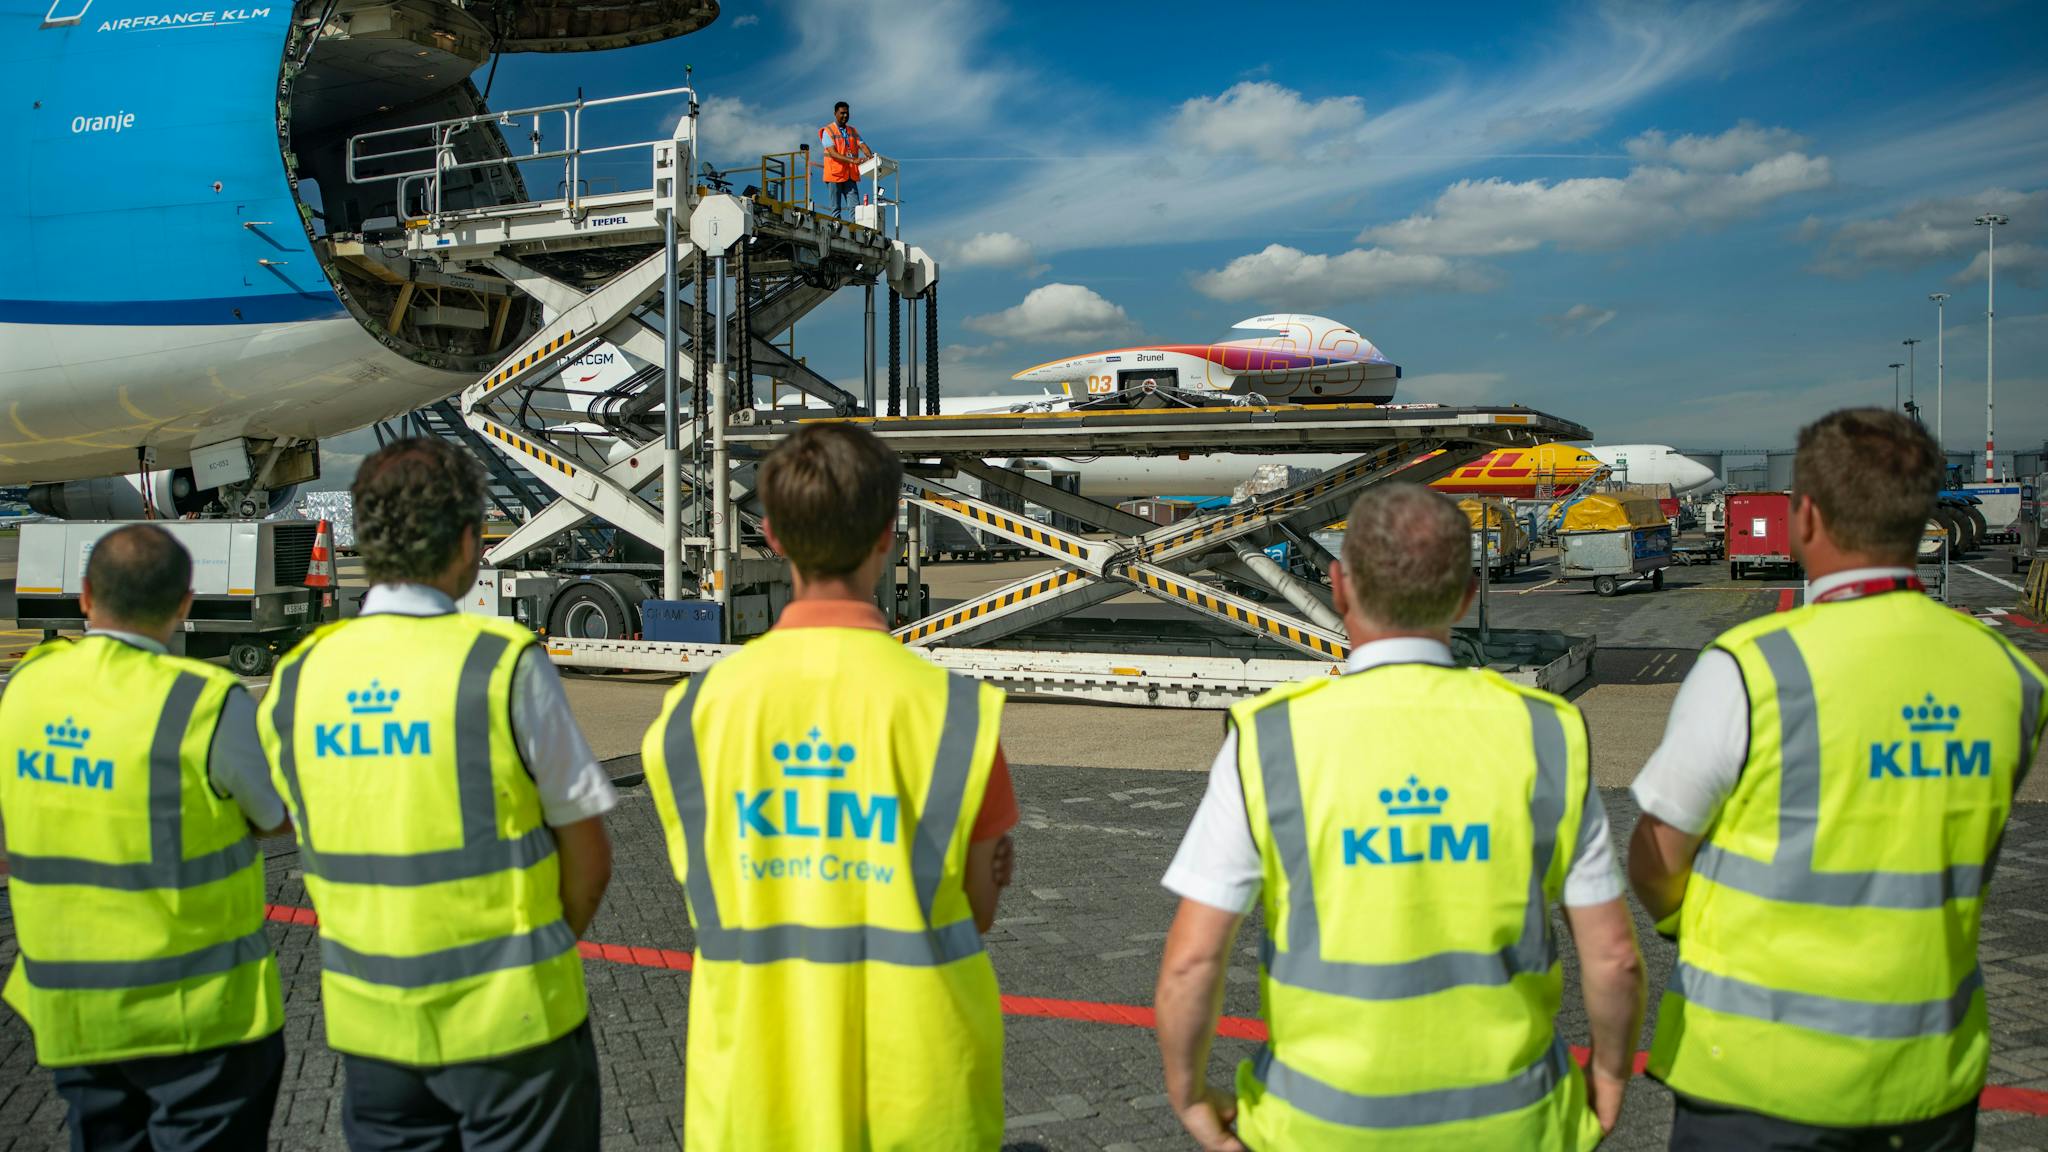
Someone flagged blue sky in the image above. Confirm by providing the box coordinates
[488,0,2047,453]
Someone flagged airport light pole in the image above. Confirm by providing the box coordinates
[1976,214,2007,480]
[1890,363,1903,412]
[1930,293,1949,450]
[1902,338,1920,420]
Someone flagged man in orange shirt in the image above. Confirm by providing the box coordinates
[641,423,1016,1147]
[819,100,872,217]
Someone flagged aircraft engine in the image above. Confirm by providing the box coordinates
[28,469,209,520]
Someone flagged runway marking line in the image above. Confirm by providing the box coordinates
[1961,563,2027,594]
[253,903,2048,1114]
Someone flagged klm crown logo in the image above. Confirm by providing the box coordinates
[45,718,90,750]
[347,681,400,715]
[774,728,857,780]
[1872,692,1988,780]
[19,716,112,790]
[735,727,897,845]
[315,680,430,759]
[1347,775,1489,866]
[1381,776,1449,817]
[1905,694,1960,734]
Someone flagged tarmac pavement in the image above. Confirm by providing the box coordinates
[7,539,2048,1146]
[5,774,2048,1149]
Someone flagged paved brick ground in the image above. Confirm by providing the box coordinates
[5,769,2048,1150]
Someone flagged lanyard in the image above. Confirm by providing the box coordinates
[1812,575,1924,603]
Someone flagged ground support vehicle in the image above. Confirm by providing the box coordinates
[16,521,327,675]
[1728,491,1798,579]
[1558,525,1673,596]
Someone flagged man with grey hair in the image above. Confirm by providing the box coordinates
[1154,482,1645,1151]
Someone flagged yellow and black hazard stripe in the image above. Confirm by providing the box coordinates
[479,420,579,478]
[919,495,1091,561]
[483,329,578,391]
[1146,443,1411,556]
[1120,566,1346,660]
[896,570,1085,643]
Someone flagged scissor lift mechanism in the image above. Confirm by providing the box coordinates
[549,404,1594,708]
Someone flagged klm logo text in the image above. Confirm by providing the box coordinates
[736,728,898,843]
[1344,777,1490,866]
[1871,695,1991,779]
[315,681,431,759]
[736,790,898,843]
[16,718,113,790]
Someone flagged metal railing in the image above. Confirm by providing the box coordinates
[345,85,696,221]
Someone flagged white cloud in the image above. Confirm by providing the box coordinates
[1192,244,1495,305]
[1811,188,2047,280]
[1626,121,1808,170]
[1362,127,1831,255]
[731,13,759,26]
[951,232,1037,269]
[1168,82,1367,164]
[776,0,1017,130]
[932,2,1783,254]
[961,284,1133,343]
[1543,303,1617,335]
[695,96,808,167]
[1954,242,2046,288]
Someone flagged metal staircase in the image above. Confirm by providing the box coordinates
[347,81,939,605]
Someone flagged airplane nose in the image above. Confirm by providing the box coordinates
[1678,457,1715,492]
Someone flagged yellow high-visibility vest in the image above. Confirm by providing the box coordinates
[1233,663,1603,1151]
[258,613,587,1066]
[0,636,281,1067]
[642,626,1005,1151]
[1650,589,2046,1125]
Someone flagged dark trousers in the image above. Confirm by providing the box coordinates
[340,1020,600,1152]
[52,1030,284,1152]
[1670,1091,1977,1151]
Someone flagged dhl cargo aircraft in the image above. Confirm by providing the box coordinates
[1426,444,1607,499]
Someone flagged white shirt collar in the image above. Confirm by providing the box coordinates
[86,628,167,655]
[1806,566,1917,603]
[1342,636,1455,674]
[360,582,458,616]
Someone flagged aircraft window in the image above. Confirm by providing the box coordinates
[40,0,91,26]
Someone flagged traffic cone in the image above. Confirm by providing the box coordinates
[305,519,335,589]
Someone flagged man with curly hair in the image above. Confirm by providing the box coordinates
[257,438,615,1149]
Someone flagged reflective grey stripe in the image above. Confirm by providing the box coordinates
[661,672,720,932]
[273,654,311,850]
[301,828,558,885]
[456,634,510,845]
[1675,961,1982,1039]
[150,674,206,866]
[275,633,556,887]
[320,920,578,989]
[1251,1035,1572,1129]
[664,669,987,968]
[7,838,256,890]
[696,919,983,966]
[2010,648,2044,794]
[8,673,260,891]
[911,676,982,922]
[21,928,271,991]
[1987,648,2046,888]
[1692,847,1983,909]
[1695,629,2001,909]
[1255,695,1564,999]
